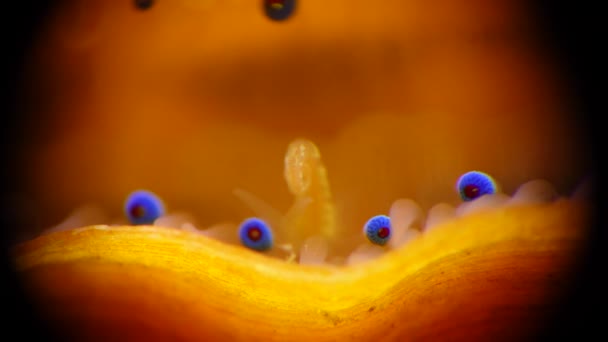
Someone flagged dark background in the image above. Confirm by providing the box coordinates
[2,1,604,340]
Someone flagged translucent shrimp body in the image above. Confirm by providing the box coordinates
[282,139,337,250]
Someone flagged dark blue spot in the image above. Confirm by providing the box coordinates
[263,0,296,22]
[239,217,273,251]
[134,0,154,11]
[124,190,165,225]
[364,215,391,246]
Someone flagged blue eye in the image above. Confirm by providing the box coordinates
[456,171,498,201]
[263,0,296,21]
[364,215,391,246]
[124,190,165,225]
[239,218,273,251]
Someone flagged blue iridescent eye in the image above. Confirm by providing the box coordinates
[263,0,296,21]
[124,190,165,225]
[456,171,497,201]
[239,218,273,251]
[364,215,391,246]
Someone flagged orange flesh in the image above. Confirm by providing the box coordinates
[15,201,588,341]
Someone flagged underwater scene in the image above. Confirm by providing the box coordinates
[5,0,600,341]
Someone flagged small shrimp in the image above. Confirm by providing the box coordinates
[282,139,337,249]
[234,138,337,254]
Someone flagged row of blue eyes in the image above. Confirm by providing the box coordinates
[135,0,297,22]
[123,190,273,250]
[124,171,497,250]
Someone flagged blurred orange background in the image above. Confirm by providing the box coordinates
[17,0,591,239]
